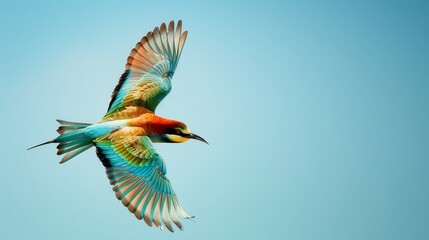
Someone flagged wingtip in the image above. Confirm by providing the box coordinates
[160,22,167,31]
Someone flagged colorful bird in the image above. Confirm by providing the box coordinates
[29,20,207,232]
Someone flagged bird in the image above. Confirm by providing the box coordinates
[29,20,207,232]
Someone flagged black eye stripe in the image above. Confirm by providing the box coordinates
[167,128,183,135]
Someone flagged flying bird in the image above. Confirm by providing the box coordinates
[29,20,207,232]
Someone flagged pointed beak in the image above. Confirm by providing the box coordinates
[188,133,209,144]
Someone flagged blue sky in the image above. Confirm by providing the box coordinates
[1,1,428,239]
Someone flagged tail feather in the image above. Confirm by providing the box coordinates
[27,140,55,150]
[57,140,92,155]
[57,139,89,149]
[29,120,94,163]
[56,119,92,134]
[60,144,93,164]
[56,119,91,126]
[56,129,89,142]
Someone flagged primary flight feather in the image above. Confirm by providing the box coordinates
[29,20,207,232]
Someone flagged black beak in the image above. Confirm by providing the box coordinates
[188,133,209,144]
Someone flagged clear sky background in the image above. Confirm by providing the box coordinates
[0,0,428,239]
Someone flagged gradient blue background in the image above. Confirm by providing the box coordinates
[1,0,428,239]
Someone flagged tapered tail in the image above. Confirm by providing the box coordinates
[29,119,94,163]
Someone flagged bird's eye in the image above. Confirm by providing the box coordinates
[176,129,182,135]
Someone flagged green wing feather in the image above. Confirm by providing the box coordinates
[95,135,192,232]
[106,20,188,116]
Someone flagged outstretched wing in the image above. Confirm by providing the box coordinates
[106,20,188,116]
[95,134,192,232]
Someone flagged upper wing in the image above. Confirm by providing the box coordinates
[106,20,188,116]
[95,134,192,232]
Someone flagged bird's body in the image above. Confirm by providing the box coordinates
[29,20,207,232]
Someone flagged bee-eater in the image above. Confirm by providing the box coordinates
[29,20,207,232]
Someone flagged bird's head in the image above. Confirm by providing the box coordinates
[163,121,208,144]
